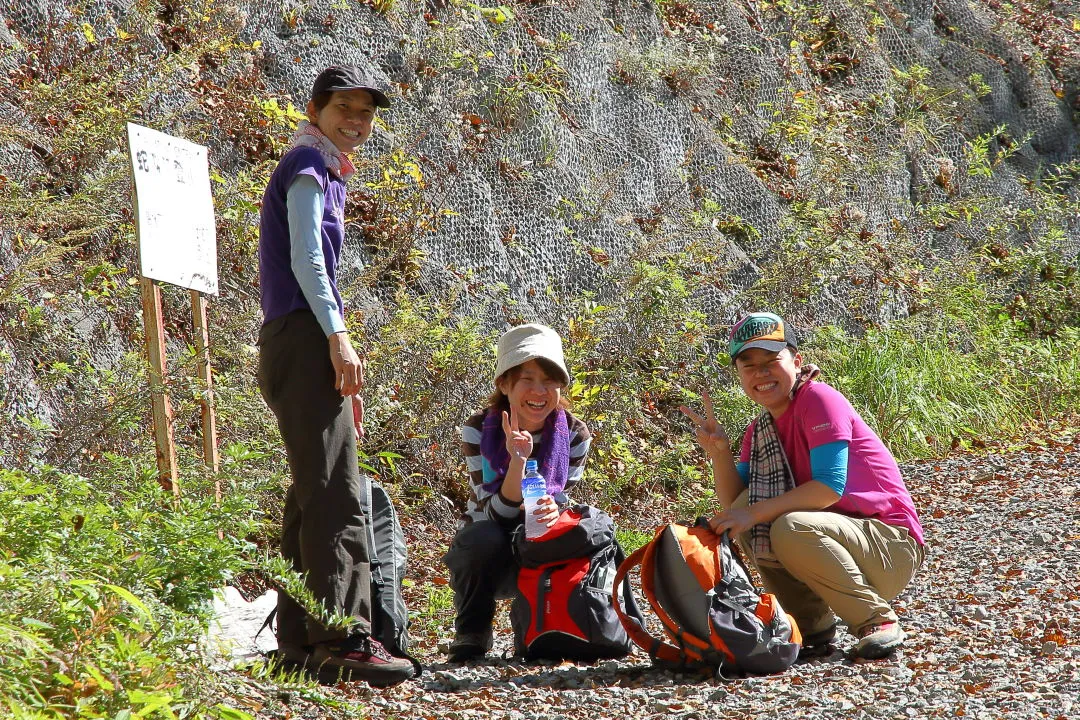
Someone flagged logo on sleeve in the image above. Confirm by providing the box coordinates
[811,422,833,432]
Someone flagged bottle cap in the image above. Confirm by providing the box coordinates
[525,459,538,472]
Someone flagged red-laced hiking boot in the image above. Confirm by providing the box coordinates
[854,622,905,660]
[310,635,416,687]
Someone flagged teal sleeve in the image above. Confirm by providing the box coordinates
[809,440,848,495]
[736,462,749,487]
[287,175,346,337]
[480,456,497,486]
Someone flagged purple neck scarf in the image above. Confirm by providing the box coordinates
[479,406,570,496]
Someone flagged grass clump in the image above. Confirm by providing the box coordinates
[0,465,261,718]
[808,276,1080,459]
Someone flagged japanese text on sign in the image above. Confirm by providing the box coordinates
[127,122,218,295]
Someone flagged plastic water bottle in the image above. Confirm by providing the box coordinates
[521,459,547,540]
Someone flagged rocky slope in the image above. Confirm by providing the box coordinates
[1,0,1078,471]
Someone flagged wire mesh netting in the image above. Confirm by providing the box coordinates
[0,0,1077,466]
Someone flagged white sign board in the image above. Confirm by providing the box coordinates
[127,122,218,295]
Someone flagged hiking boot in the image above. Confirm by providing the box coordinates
[447,629,494,663]
[798,623,837,659]
[274,641,314,666]
[854,621,905,660]
[310,635,416,687]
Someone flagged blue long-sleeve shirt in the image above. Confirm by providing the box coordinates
[286,175,345,336]
[736,439,849,495]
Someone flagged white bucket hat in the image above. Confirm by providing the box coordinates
[494,324,570,386]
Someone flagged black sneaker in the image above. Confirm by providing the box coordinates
[447,629,494,663]
[310,635,416,687]
[798,623,837,660]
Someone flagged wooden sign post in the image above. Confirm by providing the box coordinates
[127,122,220,498]
[139,276,180,494]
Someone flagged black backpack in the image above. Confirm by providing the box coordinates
[510,505,645,661]
[361,478,422,677]
[261,477,421,677]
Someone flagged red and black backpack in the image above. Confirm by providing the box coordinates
[510,505,645,661]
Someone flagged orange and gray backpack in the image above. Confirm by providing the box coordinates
[613,519,802,675]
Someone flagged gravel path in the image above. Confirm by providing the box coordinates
[226,432,1080,719]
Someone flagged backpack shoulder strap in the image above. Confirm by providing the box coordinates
[611,540,645,624]
[612,539,692,667]
[255,607,276,646]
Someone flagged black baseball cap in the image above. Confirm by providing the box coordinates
[311,65,390,109]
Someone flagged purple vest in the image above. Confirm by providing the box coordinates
[258,146,347,325]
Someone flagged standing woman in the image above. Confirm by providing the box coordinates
[443,324,593,662]
[257,65,413,685]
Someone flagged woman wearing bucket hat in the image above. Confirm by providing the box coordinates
[680,312,925,661]
[442,324,593,662]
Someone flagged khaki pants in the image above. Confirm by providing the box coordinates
[731,490,924,636]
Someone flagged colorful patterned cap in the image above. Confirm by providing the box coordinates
[728,312,798,359]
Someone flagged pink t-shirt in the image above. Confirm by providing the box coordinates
[740,381,924,545]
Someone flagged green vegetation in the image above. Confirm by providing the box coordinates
[0,0,1077,715]
[0,465,257,718]
[615,527,656,556]
[413,576,456,640]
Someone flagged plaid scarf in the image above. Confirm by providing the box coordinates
[288,120,356,181]
[479,407,570,497]
[747,364,820,556]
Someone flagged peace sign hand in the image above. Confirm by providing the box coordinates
[501,406,533,460]
[679,390,730,459]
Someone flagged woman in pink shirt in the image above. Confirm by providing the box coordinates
[681,312,925,660]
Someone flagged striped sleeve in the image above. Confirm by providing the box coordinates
[460,410,520,526]
[460,416,484,482]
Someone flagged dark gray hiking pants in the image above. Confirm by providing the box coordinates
[258,310,372,646]
[443,520,519,634]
